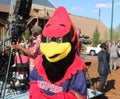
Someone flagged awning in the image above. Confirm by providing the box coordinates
[0,4,9,13]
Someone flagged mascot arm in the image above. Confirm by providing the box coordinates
[30,89,86,99]
[29,80,42,99]
[30,90,80,99]
[36,91,80,99]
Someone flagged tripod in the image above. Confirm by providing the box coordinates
[0,47,13,99]
[0,47,29,99]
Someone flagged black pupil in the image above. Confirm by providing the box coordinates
[46,37,51,43]
[56,38,63,43]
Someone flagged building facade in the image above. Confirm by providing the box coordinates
[0,0,109,41]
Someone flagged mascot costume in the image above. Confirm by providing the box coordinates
[29,6,87,99]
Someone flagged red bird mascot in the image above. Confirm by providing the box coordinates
[29,6,87,99]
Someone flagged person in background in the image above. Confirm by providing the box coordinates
[109,41,118,71]
[12,37,29,68]
[12,26,42,72]
[98,43,111,92]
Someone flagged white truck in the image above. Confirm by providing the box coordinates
[85,44,101,56]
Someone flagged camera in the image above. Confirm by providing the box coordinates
[10,16,28,44]
[7,0,33,44]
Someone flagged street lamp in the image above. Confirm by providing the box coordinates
[110,0,114,43]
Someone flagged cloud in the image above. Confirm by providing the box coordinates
[96,3,112,9]
[115,2,120,6]
[70,7,83,12]
[96,2,120,9]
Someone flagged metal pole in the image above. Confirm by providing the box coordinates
[110,0,114,43]
[99,8,101,20]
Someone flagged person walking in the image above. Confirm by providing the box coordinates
[109,41,118,71]
[97,43,111,92]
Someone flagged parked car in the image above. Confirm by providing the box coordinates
[85,44,101,56]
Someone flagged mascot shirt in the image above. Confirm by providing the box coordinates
[29,55,87,99]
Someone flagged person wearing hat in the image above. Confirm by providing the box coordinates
[31,26,42,38]
[97,43,111,92]
[12,25,42,72]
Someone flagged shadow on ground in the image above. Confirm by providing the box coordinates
[104,79,115,92]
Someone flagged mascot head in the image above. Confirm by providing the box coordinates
[40,6,78,63]
[40,6,80,83]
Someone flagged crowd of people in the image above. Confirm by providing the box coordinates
[97,41,119,93]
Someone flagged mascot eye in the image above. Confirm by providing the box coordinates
[46,37,52,43]
[56,37,63,43]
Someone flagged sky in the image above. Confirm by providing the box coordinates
[49,0,120,29]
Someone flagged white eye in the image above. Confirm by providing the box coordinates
[56,37,63,43]
[46,37,51,43]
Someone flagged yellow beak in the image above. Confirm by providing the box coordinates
[40,42,71,62]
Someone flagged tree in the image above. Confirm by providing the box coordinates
[103,31,109,42]
[92,27,100,47]
[24,28,31,41]
[111,24,120,41]
[115,24,120,33]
